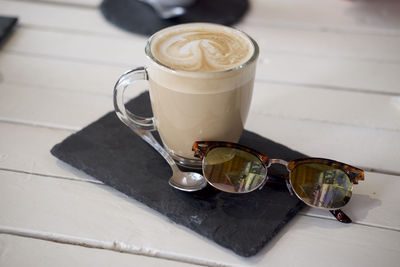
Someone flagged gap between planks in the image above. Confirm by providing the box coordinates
[7,0,100,9]
[0,225,221,267]
[0,167,103,185]
[299,212,400,233]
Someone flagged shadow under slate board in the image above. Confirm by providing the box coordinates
[51,92,305,257]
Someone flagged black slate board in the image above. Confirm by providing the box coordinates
[51,92,305,257]
[100,0,249,36]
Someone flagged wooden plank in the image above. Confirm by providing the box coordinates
[0,53,127,96]
[0,107,397,177]
[258,53,400,95]
[0,0,123,37]
[0,107,398,178]
[3,0,400,63]
[0,234,195,267]
[250,82,400,132]
[0,83,113,130]
[1,171,399,266]
[0,81,399,173]
[1,53,400,131]
[2,27,147,65]
[4,27,400,95]
[245,113,400,176]
[0,122,98,182]
[246,0,400,35]
[240,24,400,63]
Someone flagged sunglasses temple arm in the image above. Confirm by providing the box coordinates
[330,209,352,223]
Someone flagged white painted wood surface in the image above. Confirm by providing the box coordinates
[1,170,400,266]
[1,0,399,266]
[0,234,195,267]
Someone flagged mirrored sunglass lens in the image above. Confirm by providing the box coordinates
[203,147,266,193]
[290,163,352,209]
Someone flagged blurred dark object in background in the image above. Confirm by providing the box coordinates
[100,0,249,36]
[0,16,18,48]
[137,0,196,19]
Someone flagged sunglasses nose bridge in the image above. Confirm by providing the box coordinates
[267,159,289,168]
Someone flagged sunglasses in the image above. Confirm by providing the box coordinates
[192,141,364,223]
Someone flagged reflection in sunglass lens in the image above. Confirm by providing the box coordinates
[290,163,353,209]
[203,147,266,193]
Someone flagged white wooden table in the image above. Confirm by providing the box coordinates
[1,0,400,266]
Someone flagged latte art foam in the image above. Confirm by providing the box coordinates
[151,24,254,72]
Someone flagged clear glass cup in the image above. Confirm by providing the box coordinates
[113,23,259,168]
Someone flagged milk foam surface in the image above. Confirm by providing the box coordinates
[151,24,254,72]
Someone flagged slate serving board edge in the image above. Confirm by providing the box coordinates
[50,92,305,257]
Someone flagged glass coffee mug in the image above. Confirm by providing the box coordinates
[113,23,259,168]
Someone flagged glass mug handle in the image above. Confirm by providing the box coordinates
[113,67,156,131]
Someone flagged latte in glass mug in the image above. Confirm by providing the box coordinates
[114,23,259,168]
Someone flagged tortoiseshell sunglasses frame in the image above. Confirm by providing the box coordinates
[192,141,364,223]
